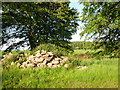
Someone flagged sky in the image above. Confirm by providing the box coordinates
[69,1,85,42]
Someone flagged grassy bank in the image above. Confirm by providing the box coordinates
[1,50,118,88]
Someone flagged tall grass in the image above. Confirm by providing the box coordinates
[1,49,118,88]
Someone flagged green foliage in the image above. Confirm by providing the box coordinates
[2,2,79,51]
[79,2,120,57]
[70,41,93,50]
[2,57,118,88]
[67,56,99,66]
[111,49,120,58]
[1,49,118,88]
[0,51,5,59]
[32,43,73,56]
[1,45,119,89]
[67,49,100,66]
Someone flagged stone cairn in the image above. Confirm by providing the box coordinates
[17,50,68,68]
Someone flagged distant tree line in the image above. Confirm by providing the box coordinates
[70,41,93,50]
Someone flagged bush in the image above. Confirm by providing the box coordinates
[32,44,73,56]
[67,55,100,67]
[110,49,120,58]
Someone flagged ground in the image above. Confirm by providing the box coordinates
[1,49,118,88]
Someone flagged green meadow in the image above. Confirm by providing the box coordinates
[1,2,119,89]
[1,49,118,88]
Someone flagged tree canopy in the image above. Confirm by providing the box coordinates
[80,2,120,57]
[2,2,79,51]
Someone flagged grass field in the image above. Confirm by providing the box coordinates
[1,49,118,88]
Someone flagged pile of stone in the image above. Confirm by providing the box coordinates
[18,50,68,68]
[16,53,30,61]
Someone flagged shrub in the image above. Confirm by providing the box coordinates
[32,44,73,56]
[110,49,120,58]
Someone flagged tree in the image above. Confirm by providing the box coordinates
[2,2,79,51]
[79,2,120,57]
